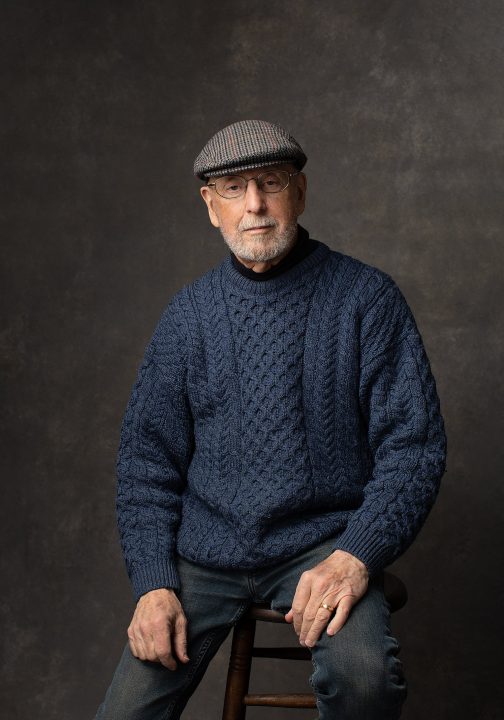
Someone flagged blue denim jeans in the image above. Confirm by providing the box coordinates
[95,539,406,719]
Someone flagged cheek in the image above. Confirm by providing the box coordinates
[276,200,300,225]
[215,204,241,230]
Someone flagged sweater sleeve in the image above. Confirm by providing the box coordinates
[115,296,195,601]
[332,276,447,575]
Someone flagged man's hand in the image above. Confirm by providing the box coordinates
[127,588,189,670]
[285,549,369,648]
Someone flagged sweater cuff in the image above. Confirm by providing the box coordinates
[130,558,181,602]
[332,522,394,577]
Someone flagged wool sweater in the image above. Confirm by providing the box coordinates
[116,229,447,601]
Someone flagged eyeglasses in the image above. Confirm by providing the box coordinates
[207,170,300,199]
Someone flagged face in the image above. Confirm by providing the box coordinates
[200,163,307,262]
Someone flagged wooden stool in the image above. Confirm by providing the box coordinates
[222,571,407,720]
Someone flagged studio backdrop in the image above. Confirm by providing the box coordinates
[2,2,503,719]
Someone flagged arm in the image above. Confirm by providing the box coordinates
[116,296,195,667]
[287,275,447,646]
[333,276,447,572]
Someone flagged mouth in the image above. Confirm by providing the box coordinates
[243,225,274,233]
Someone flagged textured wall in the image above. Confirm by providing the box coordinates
[2,1,503,718]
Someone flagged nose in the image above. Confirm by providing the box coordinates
[244,178,267,214]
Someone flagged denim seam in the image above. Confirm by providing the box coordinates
[160,631,217,720]
[309,649,322,717]
[246,570,263,602]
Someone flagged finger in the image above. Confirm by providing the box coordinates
[128,635,139,659]
[298,600,318,643]
[327,596,355,636]
[129,631,147,660]
[284,609,293,623]
[154,631,177,671]
[299,588,332,642]
[290,574,312,634]
[148,617,176,670]
[300,604,332,647]
[135,628,153,661]
[140,616,165,661]
[128,621,147,660]
[173,615,189,664]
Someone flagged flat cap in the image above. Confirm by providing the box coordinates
[194,119,307,180]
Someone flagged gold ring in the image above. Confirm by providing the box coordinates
[319,602,335,612]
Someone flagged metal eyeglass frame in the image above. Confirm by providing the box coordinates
[207,170,301,199]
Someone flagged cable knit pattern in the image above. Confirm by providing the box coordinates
[116,237,447,601]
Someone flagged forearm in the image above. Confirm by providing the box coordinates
[335,282,448,575]
[116,324,194,601]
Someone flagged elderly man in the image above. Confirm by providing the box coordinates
[95,119,447,720]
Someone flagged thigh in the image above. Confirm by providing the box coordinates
[308,577,406,719]
[94,557,249,720]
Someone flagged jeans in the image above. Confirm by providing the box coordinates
[95,539,406,719]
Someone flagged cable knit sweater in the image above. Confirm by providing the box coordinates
[116,229,447,601]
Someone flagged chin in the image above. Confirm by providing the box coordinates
[225,229,294,262]
[236,244,283,263]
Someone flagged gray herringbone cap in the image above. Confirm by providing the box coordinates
[193,119,307,180]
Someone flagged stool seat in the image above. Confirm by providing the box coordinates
[222,570,407,719]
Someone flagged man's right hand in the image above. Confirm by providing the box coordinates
[127,588,189,671]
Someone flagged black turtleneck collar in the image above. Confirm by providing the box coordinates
[229,225,318,282]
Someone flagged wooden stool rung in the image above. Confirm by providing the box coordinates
[244,693,317,708]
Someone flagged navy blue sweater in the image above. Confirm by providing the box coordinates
[116,229,447,601]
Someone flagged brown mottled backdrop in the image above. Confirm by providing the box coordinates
[2,1,503,718]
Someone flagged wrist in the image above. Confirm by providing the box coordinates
[330,549,369,575]
[138,587,176,603]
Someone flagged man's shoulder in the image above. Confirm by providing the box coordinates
[153,258,224,333]
[321,243,399,307]
[174,254,227,297]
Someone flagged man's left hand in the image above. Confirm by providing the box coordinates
[285,549,369,647]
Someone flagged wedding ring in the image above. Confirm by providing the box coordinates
[319,602,335,612]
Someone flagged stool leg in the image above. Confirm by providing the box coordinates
[222,614,256,720]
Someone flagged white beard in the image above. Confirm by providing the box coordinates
[220,218,298,262]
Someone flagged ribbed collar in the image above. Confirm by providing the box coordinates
[221,226,331,298]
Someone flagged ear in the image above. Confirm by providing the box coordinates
[200,185,221,228]
[294,172,307,217]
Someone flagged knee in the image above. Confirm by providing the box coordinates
[311,639,407,713]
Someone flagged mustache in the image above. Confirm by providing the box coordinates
[239,219,277,231]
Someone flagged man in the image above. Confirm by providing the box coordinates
[95,119,447,719]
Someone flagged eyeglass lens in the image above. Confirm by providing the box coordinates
[215,171,290,198]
